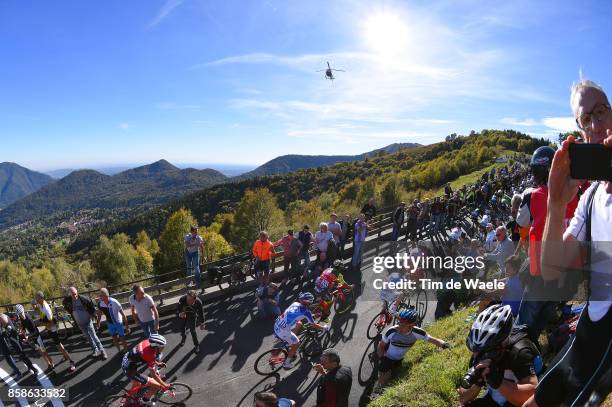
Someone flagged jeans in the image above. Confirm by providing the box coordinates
[517,278,557,344]
[78,320,104,353]
[391,223,402,241]
[257,300,281,319]
[185,251,201,288]
[352,240,364,268]
[139,320,157,339]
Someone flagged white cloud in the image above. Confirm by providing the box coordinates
[148,0,184,29]
[500,117,540,127]
[119,123,133,130]
[542,116,576,132]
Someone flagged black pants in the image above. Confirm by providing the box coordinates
[180,318,199,347]
[535,305,612,407]
[0,334,35,373]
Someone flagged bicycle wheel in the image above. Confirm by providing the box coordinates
[366,312,387,340]
[334,288,354,314]
[301,332,323,357]
[415,290,428,323]
[156,382,193,404]
[254,348,287,375]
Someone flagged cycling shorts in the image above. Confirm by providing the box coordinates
[273,325,299,346]
[121,353,151,386]
[378,356,402,373]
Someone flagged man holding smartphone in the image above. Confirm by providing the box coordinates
[523,79,612,407]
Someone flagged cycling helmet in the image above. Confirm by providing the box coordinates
[530,146,555,185]
[15,304,25,316]
[397,309,418,323]
[466,304,513,353]
[298,292,315,303]
[332,259,343,268]
[148,334,167,348]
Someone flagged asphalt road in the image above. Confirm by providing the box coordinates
[0,242,440,407]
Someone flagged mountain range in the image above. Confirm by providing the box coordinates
[0,160,226,228]
[0,163,54,209]
[236,142,421,179]
[0,142,421,230]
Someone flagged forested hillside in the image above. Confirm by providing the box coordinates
[0,162,54,209]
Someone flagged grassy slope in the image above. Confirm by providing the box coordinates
[369,307,477,407]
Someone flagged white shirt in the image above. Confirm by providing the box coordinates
[566,183,612,322]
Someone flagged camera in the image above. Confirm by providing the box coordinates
[460,365,485,389]
[459,350,502,389]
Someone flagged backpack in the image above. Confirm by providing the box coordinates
[506,325,543,375]
[547,312,580,353]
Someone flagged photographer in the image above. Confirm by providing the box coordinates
[458,305,540,407]
[176,290,205,354]
[523,80,612,407]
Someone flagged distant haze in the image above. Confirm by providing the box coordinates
[46,163,256,179]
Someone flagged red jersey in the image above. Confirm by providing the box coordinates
[127,339,158,368]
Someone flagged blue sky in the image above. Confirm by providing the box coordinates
[1,0,611,171]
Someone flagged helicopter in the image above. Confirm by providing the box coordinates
[317,61,345,81]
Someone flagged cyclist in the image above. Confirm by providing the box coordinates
[14,303,55,370]
[273,292,329,369]
[457,304,541,407]
[121,333,170,406]
[313,261,343,323]
[378,270,405,322]
[373,309,449,395]
[32,291,76,372]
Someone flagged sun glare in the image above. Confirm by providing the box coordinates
[364,12,410,56]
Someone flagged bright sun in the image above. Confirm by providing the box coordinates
[364,12,410,56]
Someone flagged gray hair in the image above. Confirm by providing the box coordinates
[322,348,341,363]
[100,287,109,296]
[496,225,507,235]
[570,79,608,117]
[319,222,328,229]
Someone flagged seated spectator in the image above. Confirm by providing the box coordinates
[484,223,496,252]
[256,282,281,319]
[478,254,524,316]
[361,198,377,221]
[484,226,515,276]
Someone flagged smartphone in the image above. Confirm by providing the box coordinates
[569,143,612,181]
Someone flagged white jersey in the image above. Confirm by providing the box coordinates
[381,325,429,360]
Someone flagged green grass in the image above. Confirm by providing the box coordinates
[369,307,478,407]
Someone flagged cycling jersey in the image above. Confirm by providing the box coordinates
[315,268,337,294]
[380,272,403,303]
[126,339,159,369]
[381,325,429,361]
[37,301,54,323]
[274,302,315,332]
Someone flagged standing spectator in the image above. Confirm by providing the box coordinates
[32,291,76,372]
[327,213,342,243]
[313,348,352,407]
[96,288,130,351]
[256,282,281,319]
[524,80,612,407]
[406,200,419,241]
[253,391,295,407]
[63,287,106,360]
[361,198,377,221]
[483,226,515,277]
[274,230,302,282]
[444,183,453,197]
[0,313,36,377]
[177,290,205,354]
[391,202,406,241]
[339,215,351,259]
[298,225,313,271]
[417,198,430,231]
[505,194,523,243]
[314,223,334,255]
[129,285,159,338]
[351,214,368,270]
[484,223,496,252]
[252,231,276,285]
[14,304,54,370]
[184,226,204,290]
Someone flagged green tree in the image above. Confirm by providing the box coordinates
[381,176,402,208]
[91,234,139,285]
[201,229,233,263]
[230,188,284,251]
[154,208,197,278]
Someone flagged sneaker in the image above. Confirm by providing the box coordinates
[138,398,156,406]
[68,362,76,373]
[178,337,186,347]
[101,351,108,360]
[282,357,297,369]
[93,350,101,357]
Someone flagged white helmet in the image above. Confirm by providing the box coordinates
[467,305,513,353]
[15,304,25,316]
[148,334,167,348]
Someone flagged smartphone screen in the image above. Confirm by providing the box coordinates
[569,143,612,181]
